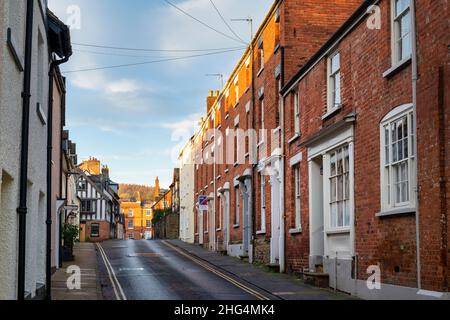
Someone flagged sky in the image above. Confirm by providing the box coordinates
[47,0,273,189]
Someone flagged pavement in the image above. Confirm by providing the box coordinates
[51,242,103,300]
[167,239,352,300]
[96,239,354,300]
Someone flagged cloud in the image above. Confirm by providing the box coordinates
[106,79,141,94]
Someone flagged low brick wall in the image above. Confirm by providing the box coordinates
[154,213,179,240]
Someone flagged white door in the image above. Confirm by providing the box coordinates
[270,175,281,265]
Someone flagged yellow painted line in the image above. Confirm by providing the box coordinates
[97,243,128,300]
[162,241,270,300]
[96,243,120,300]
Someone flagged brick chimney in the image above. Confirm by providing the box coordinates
[206,90,218,114]
[102,165,109,180]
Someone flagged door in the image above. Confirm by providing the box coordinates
[309,156,325,271]
[242,184,249,256]
[270,175,281,265]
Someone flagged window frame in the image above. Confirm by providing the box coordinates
[90,223,100,238]
[294,90,300,134]
[128,219,134,230]
[391,0,412,65]
[234,186,240,227]
[259,173,266,233]
[327,50,341,113]
[380,104,416,212]
[294,166,301,229]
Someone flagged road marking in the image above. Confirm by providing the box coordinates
[96,243,120,300]
[96,243,127,300]
[162,241,270,300]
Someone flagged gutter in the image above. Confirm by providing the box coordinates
[17,0,35,301]
[279,46,286,273]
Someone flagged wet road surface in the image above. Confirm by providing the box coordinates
[97,239,263,300]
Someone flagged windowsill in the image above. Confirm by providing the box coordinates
[289,227,302,235]
[322,106,342,121]
[256,230,266,235]
[204,231,209,234]
[217,125,222,130]
[288,133,301,145]
[257,67,264,77]
[225,114,230,120]
[216,228,222,232]
[245,153,250,159]
[325,228,350,235]
[257,140,265,148]
[233,224,240,229]
[224,169,229,174]
[273,126,281,133]
[216,175,222,181]
[383,56,412,78]
[234,102,239,108]
[233,162,239,167]
[376,207,416,218]
[195,233,199,236]
[245,87,250,93]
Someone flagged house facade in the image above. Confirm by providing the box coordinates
[281,0,449,299]
[191,0,361,263]
[182,0,449,300]
[0,0,71,300]
[179,138,196,243]
[121,193,153,240]
[77,161,121,242]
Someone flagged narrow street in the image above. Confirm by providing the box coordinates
[96,240,350,301]
[97,240,261,300]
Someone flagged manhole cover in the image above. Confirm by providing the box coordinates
[127,253,162,257]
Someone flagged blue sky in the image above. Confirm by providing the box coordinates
[48,0,273,188]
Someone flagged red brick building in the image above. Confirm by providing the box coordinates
[193,0,361,263]
[188,0,449,299]
[281,0,449,298]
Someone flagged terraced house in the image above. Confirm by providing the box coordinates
[186,0,449,300]
[192,0,361,265]
[281,0,449,299]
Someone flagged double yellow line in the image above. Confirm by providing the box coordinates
[96,243,127,300]
[162,241,270,300]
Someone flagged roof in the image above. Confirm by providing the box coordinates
[47,9,72,58]
[281,0,376,96]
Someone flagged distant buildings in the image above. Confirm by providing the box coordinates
[76,158,122,242]
[121,192,153,240]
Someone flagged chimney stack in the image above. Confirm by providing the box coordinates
[206,90,218,114]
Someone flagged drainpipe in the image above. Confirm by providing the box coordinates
[46,55,71,301]
[410,0,421,291]
[250,37,257,263]
[279,46,286,273]
[17,0,35,301]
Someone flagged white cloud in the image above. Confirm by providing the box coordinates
[106,79,141,94]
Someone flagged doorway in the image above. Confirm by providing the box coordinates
[309,156,324,271]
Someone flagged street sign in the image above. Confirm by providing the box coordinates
[198,196,209,211]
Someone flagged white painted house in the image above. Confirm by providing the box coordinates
[179,138,195,244]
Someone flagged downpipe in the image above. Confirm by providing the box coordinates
[411,0,421,291]
[17,0,35,301]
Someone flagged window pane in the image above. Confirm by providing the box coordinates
[337,149,343,175]
[331,203,337,228]
[330,152,336,176]
[395,0,410,16]
[337,175,344,201]
[337,202,344,227]
[335,73,341,105]
[344,201,351,227]
[331,177,337,202]
[344,173,350,199]
[331,53,340,73]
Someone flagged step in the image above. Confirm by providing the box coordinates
[265,263,280,273]
[303,272,330,289]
